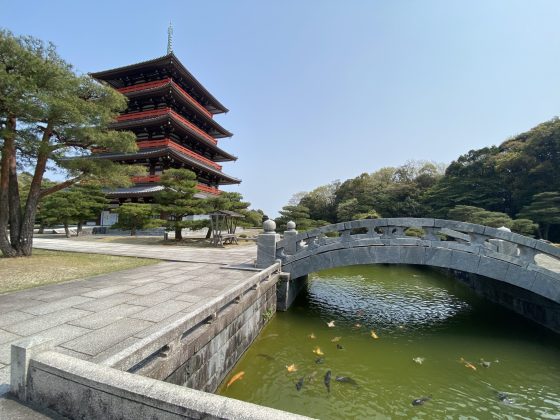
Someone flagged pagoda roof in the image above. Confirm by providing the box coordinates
[110,112,237,162]
[123,81,232,138]
[105,185,164,197]
[90,146,241,185]
[90,53,228,114]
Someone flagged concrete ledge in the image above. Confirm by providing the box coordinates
[28,351,311,420]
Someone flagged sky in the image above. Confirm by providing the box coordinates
[2,0,560,217]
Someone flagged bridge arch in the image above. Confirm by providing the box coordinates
[257,218,560,307]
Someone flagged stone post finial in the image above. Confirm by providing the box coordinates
[263,219,276,233]
[286,221,296,231]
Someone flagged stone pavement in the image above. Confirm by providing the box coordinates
[32,237,256,265]
[0,239,259,402]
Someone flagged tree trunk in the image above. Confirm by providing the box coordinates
[542,223,550,241]
[38,222,45,234]
[175,225,183,241]
[7,116,22,246]
[0,115,19,257]
[13,123,53,256]
[64,222,70,238]
[131,225,136,236]
[77,221,82,236]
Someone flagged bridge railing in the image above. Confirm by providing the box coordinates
[274,218,560,274]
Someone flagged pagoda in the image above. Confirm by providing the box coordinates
[88,49,240,220]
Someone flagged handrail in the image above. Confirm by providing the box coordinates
[100,262,282,371]
[276,218,560,277]
[117,78,214,119]
[136,139,222,170]
[116,108,218,145]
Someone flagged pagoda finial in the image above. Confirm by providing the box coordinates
[167,22,173,54]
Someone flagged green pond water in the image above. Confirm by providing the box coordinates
[217,265,560,419]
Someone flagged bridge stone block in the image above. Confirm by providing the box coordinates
[439,241,478,254]
[352,246,373,266]
[476,257,510,281]
[424,247,452,268]
[331,248,358,268]
[535,240,560,258]
[530,272,560,303]
[449,250,480,273]
[479,247,523,267]
[311,252,334,273]
[434,219,485,234]
[387,217,435,227]
[506,264,537,289]
[353,238,383,247]
[367,246,401,264]
[399,247,426,265]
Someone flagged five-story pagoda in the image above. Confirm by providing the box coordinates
[89,46,240,222]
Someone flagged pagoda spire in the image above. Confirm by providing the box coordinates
[167,22,173,54]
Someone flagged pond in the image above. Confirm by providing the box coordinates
[217,265,560,419]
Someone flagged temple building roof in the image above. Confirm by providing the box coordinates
[89,146,241,185]
[122,80,233,138]
[110,112,237,162]
[90,53,228,114]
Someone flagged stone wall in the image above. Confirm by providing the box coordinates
[444,268,560,334]
[132,276,277,392]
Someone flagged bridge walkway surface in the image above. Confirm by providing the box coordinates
[0,238,258,418]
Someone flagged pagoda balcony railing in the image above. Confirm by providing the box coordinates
[195,184,222,195]
[130,175,221,196]
[116,108,217,145]
[136,139,222,171]
[131,175,161,183]
[117,78,214,119]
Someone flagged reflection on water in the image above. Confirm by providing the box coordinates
[217,265,560,419]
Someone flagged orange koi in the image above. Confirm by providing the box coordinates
[226,371,245,388]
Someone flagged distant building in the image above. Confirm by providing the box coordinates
[88,52,240,225]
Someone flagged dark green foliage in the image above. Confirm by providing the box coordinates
[154,169,204,241]
[113,203,161,236]
[0,30,137,257]
[275,204,317,232]
[517,192,560,240]
[38,185,107,237]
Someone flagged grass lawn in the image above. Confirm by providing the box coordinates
[0,249,159,295]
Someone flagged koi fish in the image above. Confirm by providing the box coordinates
[308,333,316,339]
[412,396,431,406]
[296,377,304,391]
[336,344,344,350]
[226,371,245,388]
[413,357,425,365]
[315,357,325,364]
[370,330,379,339]
[313,347,324,356]
[353,323,362,329]
[286,364,297,373]
[460,357,477,370]
[327,320,335,328]
[464,362,477,371]
[324,370,331,393]
[331,336,341,342]
[335,376,358,386]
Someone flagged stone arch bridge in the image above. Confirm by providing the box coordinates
[256,218,560,332]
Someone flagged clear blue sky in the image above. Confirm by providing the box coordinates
[2,1,560,217]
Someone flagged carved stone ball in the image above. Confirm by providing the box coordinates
[263,219,276,233]
[286,221,296,231]
[497,226,512,232]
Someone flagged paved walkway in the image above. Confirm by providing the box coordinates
[0,239,258,404]
[32,237,256,265]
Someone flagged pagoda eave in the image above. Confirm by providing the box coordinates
[122,83,233,138]
[90,53,228,114]
[90,147,241,184]
[109,115,237,162]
